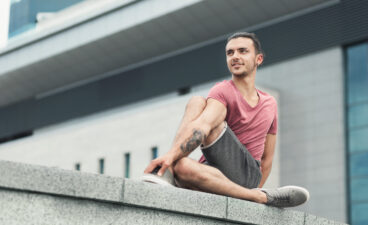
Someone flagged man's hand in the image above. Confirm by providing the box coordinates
[144,152,176,176]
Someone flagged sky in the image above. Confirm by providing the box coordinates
[0,0,11,48]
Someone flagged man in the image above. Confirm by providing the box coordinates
[143,32,309,207]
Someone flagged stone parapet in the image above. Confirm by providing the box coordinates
[0,160,347,225]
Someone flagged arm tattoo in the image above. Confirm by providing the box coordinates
[180,129,206,154]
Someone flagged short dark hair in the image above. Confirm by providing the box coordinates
[227,32,264,55]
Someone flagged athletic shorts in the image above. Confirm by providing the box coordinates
[200,122,262,189]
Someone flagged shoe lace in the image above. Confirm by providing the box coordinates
[268,189,291,204]
[276,191,290,202]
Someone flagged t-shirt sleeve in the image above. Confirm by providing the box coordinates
[267,102,278,134]
[207,82,228,107]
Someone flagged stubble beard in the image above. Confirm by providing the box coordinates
[232,59,258,78]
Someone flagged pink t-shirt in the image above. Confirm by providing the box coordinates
[204,80,277,161]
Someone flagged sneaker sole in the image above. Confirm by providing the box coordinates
[141,173,174,186]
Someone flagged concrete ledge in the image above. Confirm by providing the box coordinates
[124,179,227,219]
[0,160,124,202]
[0,160,347,225]
[227,198,305,225]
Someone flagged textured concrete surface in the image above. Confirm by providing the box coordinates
[0,189,122,225]
[119,206,238,225]
[305,214,344,225]
[0,189,236,225]
[0,160,347,225]
[124,179,227,219]
[0,160,124,202]
[227,198,305,225]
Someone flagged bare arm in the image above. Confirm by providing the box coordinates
[258,134,276,188]
[144,98,227,175]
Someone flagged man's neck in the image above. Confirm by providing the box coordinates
[232,72,257,98]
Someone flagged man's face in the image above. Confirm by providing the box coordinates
[225,37,263,77]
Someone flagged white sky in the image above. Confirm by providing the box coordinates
[0,0,11,48]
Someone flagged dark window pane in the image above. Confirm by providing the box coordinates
[347,43,368,104]
[75,163,81,171]
[124,153,130,178]
[350,177,368,202]
[349,127,368,153]
[350,152,368,177]
[99,158,104,174]
[151,146,158,159]
[349,103,368,129]
[351,203,368,225]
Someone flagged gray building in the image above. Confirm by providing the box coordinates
[0,0,367,224]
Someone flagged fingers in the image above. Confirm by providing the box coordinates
[157,163,169,176]
[144,154,174,176]
[144,160,159,174]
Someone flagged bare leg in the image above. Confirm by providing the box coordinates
[174,157,266,203]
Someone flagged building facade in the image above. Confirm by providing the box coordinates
[0,0,367,224]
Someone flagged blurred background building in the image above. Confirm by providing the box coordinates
[0,0,367,224]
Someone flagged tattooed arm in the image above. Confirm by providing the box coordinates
[144,98,226,176]
[180,129,207,154]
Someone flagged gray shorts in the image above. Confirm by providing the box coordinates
[201,122,262,189]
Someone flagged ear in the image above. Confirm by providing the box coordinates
[256,54,264,66]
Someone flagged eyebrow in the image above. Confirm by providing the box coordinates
[238,47,248,51]
[226,47,249,52]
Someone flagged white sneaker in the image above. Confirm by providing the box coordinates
[261,185,310,208]
[141,166,175,186]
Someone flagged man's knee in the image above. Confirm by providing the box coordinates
[186,96,206,111]
[174,158,201,180]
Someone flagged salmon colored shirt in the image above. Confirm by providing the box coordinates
[202,80,277,161]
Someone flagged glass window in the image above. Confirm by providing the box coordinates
[349,127,368,153]
[124,153,130,178]
[151,146,158,159]
[350,177,368,203]
[346,42,368,225]
[75,163,81,171]
[349,103,368,129]
[9,0,85,38]
[351,203,368,225]
[99,158,104,174]
[350,152,368,177]
[347,43,368,105]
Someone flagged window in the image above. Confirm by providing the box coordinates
[346,42,368,225]
[347,44,368,105]
[75,163,81,171]
[99,158,104,174]
[151,146,158,159]
[124,153,130,178]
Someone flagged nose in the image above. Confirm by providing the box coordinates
[231,53,240,63]
[231,51,240,60]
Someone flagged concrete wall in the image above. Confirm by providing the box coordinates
[256,47,346,222]
[0,159,346,225]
